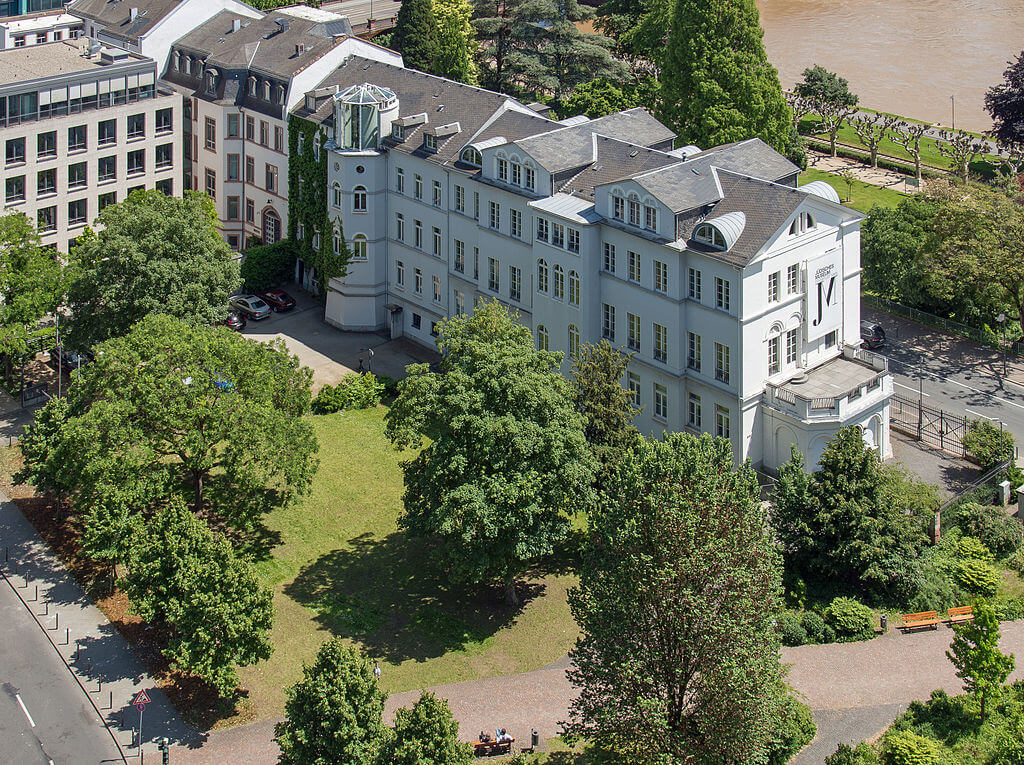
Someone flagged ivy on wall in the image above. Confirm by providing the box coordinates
[287,116,351,295]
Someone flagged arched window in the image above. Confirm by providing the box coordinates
[789,219,799,236]
[537,259,549,293]
[332,182,341,208]
[537,325,549,351]
[351,234,368,261]
[568,270,580,306]
[568,324,580,358]
[694,223,726,249]
[790,212,817,236]
[461,146,481,166]
[333,232,340,254]
[353,185,367,212]
[553,265,565,300]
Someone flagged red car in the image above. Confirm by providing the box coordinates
[222,310,247,330]
[258,289,297,312]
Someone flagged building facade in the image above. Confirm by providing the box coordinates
[0,12,83,50]
[293,59,892,470]
[0,38,179,251]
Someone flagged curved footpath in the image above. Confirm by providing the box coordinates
[173,621,1024,764]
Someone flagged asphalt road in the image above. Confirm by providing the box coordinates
[0,581,122,765]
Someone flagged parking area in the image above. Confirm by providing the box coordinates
[237,289,440,391]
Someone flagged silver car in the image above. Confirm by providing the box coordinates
[229,295,272,320]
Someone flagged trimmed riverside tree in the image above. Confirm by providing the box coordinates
[946,600,1015,721]
[391,0,438,72]
[386,299,596,605]
[660,0,790,153]
[388,692,473,765]
[566,433,786,762]
[275,639,389,765]
[795,65,858,157]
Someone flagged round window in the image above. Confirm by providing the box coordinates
[356,165,365,174]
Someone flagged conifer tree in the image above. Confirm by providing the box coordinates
[660,0,790,152]
[392,0,438,73]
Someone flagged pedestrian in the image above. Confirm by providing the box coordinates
[358,358,365,373]
[373,660,381,680]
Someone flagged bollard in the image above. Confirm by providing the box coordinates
[64,627,69,645]
[33,584,37,601]
[880,613,888,632]
[74,640,80,660]
[108,690,112,709]
[43,602,48,616]
[53,612,58,630]
[87,657,92,672]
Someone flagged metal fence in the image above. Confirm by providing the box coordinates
[890,392,968,457]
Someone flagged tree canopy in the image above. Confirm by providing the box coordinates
[795,64,858,157]
[986,50,1024,146]
[566,432,786,762]
[434,0,479,84]
[386,299,595,604]
[560,77,656,119]
[946,600,1015,721]
[391,0,439,73]
[388,692,473,765]
[19,314,317,530]
[660,0,790,153]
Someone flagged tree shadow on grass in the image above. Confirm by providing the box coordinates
[284,531,544,665]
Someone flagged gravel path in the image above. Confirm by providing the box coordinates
[172,620,1024,763]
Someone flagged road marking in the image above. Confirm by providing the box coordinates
[949,378,1024,410]
[894,382,930,396]
[15,694,35,728]
[964,408,999,420]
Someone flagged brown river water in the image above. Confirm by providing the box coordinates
[757,0,1024,132]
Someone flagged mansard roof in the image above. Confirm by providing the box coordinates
[68,0,182,43]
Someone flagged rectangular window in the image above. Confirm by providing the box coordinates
[628,199,641,226]
[204,117,216,150]
[396,260,405,287]
[473,247,479,279]
[628,372,640,406]
[602,303,615,341]
[414,268,423,294]
[5,175,24,203]
[205,167,216,197]
[412,313,421,330]
[474,191,479,220]
[603,242,616,273]
[715,276,730,311]
[511,162,521,186]
[424,133,437,152]
[127,149,145,175]
[246,115,255,141]
[265,164,278,193]
[395,212,404,241]
[497,158,508,181]
[715,342,731,384]
[432,226,442,256]
[687,332,701,371]
[454,289,465,316]
[525,167,535,190]
[768,271,780,303]
[433,275,442,303]
[68,198,87,225]
[68,162,87,189]
[613,196,624,220]
[653,323,667,362]
[510,209,522,239]
[98,155,116,182]
[654,260,668,292]
[245,156,254,184]
[98,119,116,146]
[454,184,464,212]
[414,174,423,199]
[688,267,701,300]
[432,179,442,207]
[98,191,116,211]
[510,266,521,301]
[715,405,730,439]
[627,312,640,351]
[489,200,500,230]
[274,126,284,152]
[688,393,702,429]
[787,263,799,294]
[226,113,239,138]
[536,218,549,242]
[786,328,799,364]
[5,137,24,165]
[768,335,780,375]
[128,113,145,139]
[552,223,564,248]
[454,239,465,273]
[396,167,405,193]
[825,330,837,348]
[568,228,580,253]
[13,36,25,48]
[628,251,640,282]
[37,131,56,159]
[245,198,254,222]
[37,206,56,232]
[227,154,240,180]
[156,143,173,169]
[644,205,658,231]
[488,257,499,292]
[260,120,269,146]
[68,125,87,151]
[654,383,668,420]
[227,196,240,220]
[414,220,423,249]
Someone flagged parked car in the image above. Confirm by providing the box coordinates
[222,310,247,331]
[56,348,92,371]
[229,295,272,320]
[258,288,297,312]
[860,320,886,349]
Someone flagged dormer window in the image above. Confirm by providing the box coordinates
[694,223,726,249]
[206,70,217,93]
[392,124,404,140]
[460,146,481,166]
[248,76,257,96]
[612,194,624,220]
[511,162,521,186]
[628,198,641,227]
[183,56,191,75]
[261,81,271,101]
[172,51,180,71]
[525,166,535,190]
[644,205,657,231]
[424,133,437,152]
[275,85,285,104]
[789,211,817,236]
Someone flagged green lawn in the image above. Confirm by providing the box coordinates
[799,167,907,213]
[233,407,579,725]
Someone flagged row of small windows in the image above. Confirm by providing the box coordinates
[495,157,536,191]
[171,51,285,104]
[536,217,580,252]
[536,260,580,305]
[610,192,658,231]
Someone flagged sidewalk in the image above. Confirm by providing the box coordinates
[0,494,201,761]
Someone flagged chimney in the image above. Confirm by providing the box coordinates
[129,6,138,20]
[295,42,305,54]
[275,17,289,32]
[231,18,241,32]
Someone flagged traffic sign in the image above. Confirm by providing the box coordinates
[132,690,151,707]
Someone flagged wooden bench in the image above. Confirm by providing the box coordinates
[900,611,941,631]
[473,738,514,757]
[946,606,974,625]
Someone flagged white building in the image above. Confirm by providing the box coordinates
[0,12,83,50]
[0,37,180,252]
[292,59,892,471]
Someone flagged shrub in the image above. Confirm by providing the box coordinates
[881,729,942,764]
[822,623,837,643]
[376,374,400,400]
[801,611,826,643]
[240,240,294,292]
[826,597,875,642]
[777,612,807,646]
[948,502,1023,559]
[767,692,816,765]
[1009,546,1024,576]
[311,373,384,414]
[956,535,992,561]
[995,596,1024,622]
[952,557,1000,597]
[962,419,1015,471]
[826,742,880,765]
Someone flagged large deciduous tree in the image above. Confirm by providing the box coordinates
[19,314,317,529]
[986,50,1024,147]
[388,692,473,765]
[660,0,791,153]
[560,77,656,119]
[275,639,389,765]
[946,599,1015,721]
[860,195,939,308]
[566,432,786,762]
[385,299,595,605]
[391,0,438,73]
[123,500,273,697]
[433,0,478,84]
[65,190,239,350]
[795,64,858,157]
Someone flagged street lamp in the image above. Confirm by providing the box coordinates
[951,95,955,130]
[997,312,1007,377]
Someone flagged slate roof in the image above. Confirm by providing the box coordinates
[556,135,679,201]
[67,0,181,42]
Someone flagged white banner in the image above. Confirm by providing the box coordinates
[805,249,843,342]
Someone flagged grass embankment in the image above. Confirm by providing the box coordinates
[236,407,578,724]
[799,168,907,213]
